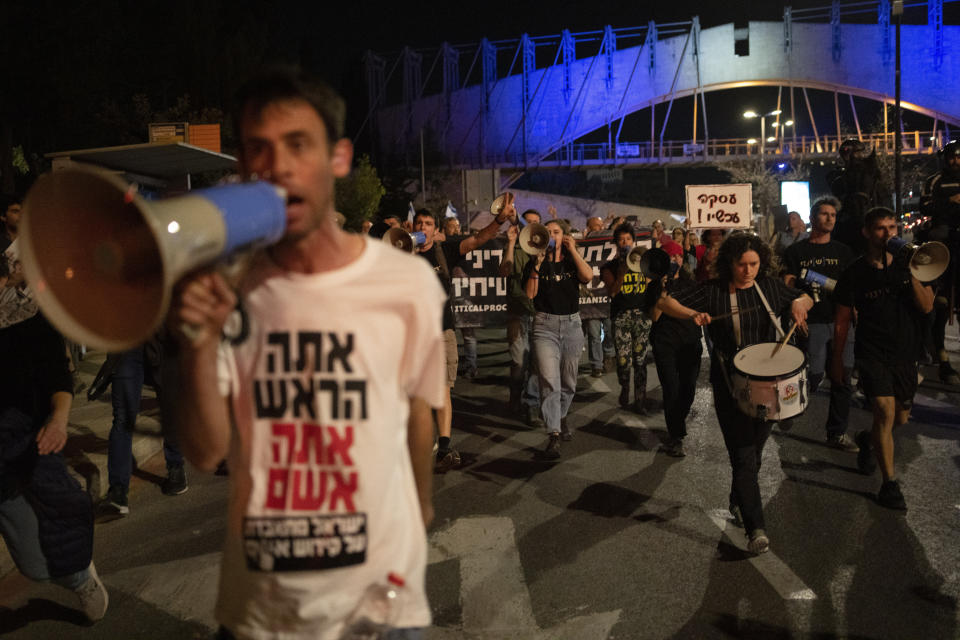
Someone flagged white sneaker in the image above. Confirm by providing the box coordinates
[75,561,109,622]
[747,530,770,555]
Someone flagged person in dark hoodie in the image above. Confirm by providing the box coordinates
[0,251,108,623]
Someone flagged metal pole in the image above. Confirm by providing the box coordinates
[894,0,903,218]
[420,129,428,207]
[760,117,766,156]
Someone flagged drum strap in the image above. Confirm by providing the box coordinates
[729,292,742,348]
[751,283,786,339]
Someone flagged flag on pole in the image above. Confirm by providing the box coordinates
[444,201,458,219]
[407,201,416,223]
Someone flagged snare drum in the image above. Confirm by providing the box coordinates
[730,343,808,421]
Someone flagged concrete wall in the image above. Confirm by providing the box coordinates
[464,186,684,233]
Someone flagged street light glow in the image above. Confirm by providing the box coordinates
[747,138,758,144]
[743,110,758,118]
[766,136,777,142]
[770,109,782,116]
[784,120,794,126]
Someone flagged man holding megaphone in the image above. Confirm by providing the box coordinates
[831,207,935,511]
[411,200,513,472]
[782,197,856,451]
[167,69,446,639]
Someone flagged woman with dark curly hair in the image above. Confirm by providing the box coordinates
[656,231,814,555]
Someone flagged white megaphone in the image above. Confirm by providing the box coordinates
[382,227,427,253]
[886,237,950,282]
[19,166,286,351]
[519,223,553,255]
[490,193,513,216]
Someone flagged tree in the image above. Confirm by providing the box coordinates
[335,155,385,230]
[715,159,809,240]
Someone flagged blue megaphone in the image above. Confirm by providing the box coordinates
[19,166,286,351]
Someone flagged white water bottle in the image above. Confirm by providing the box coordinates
[339,573,406,639]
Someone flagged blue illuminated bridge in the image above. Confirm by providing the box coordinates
[362,0,960,169]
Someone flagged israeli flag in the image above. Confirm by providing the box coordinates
[407,201,416,223]
[444,201,458,219]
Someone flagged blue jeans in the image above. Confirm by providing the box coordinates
[109,347,183,489]
[460,328,477,372]
[585,318,615,369]
[507,314,540,409]
[0,493,89,588]
[533,312,584,433]
[803,323,854,436]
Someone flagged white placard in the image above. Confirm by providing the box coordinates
[685,184,753,229]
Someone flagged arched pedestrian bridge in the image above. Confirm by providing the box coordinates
[365,1,960,168]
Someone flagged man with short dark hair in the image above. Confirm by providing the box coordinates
[413,204,510,471]
[169,69,445,638]
[782,196,856,450]
[0,194,22,253]
[832,207,934,510]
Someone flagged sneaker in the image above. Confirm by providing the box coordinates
[75,561,109,622]
[747,529,770,555]
[591,368,603,378]
[98,484,129,517]
[161,465,188,496]
[855,430,877,475]
[543,434,561,460]
[826,433,860,452]
[560,419,572,441]
[434,448,461,473]
[940,361,960,385]
[618,387,631,408]
[525,406,545,429]
[729,504,744,528]
[660,437,685,458]
[877,480,907,510]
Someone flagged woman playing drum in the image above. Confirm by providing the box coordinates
[656,232,813,554]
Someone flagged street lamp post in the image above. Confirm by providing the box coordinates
[744,109,782,155]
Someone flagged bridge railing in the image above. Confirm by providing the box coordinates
[461,130,948,168]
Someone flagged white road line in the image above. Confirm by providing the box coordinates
[707,510,817,601]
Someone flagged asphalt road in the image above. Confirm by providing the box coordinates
[2,329,958,639]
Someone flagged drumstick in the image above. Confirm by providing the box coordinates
[770,323,798,358]
[702,305,760,322]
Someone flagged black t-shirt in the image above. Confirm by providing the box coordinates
[651,276,703,347]
[672,276,802,361]
[418,239,467,331]
[782,239,853,324]
[600,258,648,318]
[834,257,929,364]
[523,252,581,315]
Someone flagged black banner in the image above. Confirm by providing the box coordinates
[451,232,652,327]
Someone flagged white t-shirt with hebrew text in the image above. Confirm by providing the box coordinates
[215,238,446,639]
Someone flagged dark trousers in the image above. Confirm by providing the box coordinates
[108,348,183,489]
[653,338,702,440]
[711,361,773,535]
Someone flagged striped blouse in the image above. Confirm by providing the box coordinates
[672,276,802,360]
